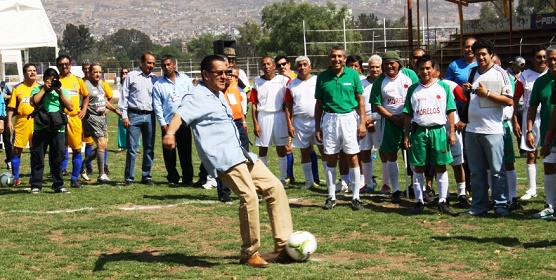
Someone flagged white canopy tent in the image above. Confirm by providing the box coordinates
[0,0,57,82]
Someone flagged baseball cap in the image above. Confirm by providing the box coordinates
[509,56,525,67]
[223,47,236,58]
[382,51,402,62]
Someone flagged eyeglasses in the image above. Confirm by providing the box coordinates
[226,70,238,78]
[277,62,288,67]
[536,55,546,59]
[57,63,70,67]
[121,71,128,74]
[208,70,228,76]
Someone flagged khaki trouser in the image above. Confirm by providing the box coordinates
[219,159,293,259]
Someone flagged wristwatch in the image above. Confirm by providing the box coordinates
[526,130,533,134]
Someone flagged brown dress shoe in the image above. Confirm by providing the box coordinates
[240,252,269,268]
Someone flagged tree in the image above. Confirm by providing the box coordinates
[258,0,362,64]
[29,47,57,63]
[515,0,554,15]
[61,24,95,61]
[107,28,153,61]
[186,33,219,60]
[236,20,264,58]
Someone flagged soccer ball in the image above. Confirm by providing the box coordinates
[0,172,14,187]
[285,231,317,261]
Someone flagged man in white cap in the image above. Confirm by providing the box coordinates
[507,56,526,80]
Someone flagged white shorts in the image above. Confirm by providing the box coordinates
[322,111,360,155]
[520,109,541,152]
[543,146,556,164]
[292,116,320,149]
[359,115,382,151]
[255,111,289,147]
[449,130,464,166]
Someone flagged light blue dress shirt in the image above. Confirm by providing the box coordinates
[152,72,193,126]
[119,68,158,119]
[175,83,247,178]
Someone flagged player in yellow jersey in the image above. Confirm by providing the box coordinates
[56,55,89,188]
[7,63,39,186]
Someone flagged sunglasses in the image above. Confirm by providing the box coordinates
[208,70,228,76]
[277,62,288,67]
[57,63,70,67]
[536,55,546,59]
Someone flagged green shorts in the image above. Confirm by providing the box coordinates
[503,120,515,165]
[408,125,453,166]
[379,118,404,154]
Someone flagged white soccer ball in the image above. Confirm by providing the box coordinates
[285,231,317,261]
[0,172,14,187]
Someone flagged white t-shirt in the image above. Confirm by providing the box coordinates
[442,79,462,123]
[405,80,454,126]
[285,75,317,118]
[518,68,547,107]
[361,77,375,116]
[376,72,414,115]
[466,64,513,134]
[251,75,289,113]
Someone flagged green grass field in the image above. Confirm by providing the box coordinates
[0,111,555,280]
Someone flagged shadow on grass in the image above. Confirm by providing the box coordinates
[523,240,556,248]
[143,194,217,201]
[0,189,31,195]
[432,235,521,247]
[92,250,230,271]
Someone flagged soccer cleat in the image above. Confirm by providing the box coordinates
[391,190,402,203]
[13,178,21,187]
[520,191,538,201]
[104,165,110,175]
[360,184,375,193]
[54,187,69,193]
[280,179,290,189]
[533,205,554,219]
[335,180,348,192]
[97,174,111,183]
[509,197,523,212]
[322,197,336,210]
[351,199,364,211]
[6,162,12,171]
[70,179,82,188]
[413,201,425,214]
[62,170,68,176]
[31,188,40,194]
[379,184,391,194]
[80,166,90,181]
[438,201,457,216]
[423,186,435,203]
[458,195,471,208]
[301,181,314,189]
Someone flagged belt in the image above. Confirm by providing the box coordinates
[128,108,153,114]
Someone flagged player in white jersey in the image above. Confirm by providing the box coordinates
[512,46,548,200]
[284,56,325,189]
[250,56,290,188]
[359,55,383,193]
[403,55,457,215]
[370,51,419,203]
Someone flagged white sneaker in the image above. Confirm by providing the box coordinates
[202,178,217,190]
[80,168,90,181]
[533,205,554,219]
[301,181,314,189]
[335,180,348,192]
[280,179,289,189]
[520,191,538,200]
[97,174,111,183]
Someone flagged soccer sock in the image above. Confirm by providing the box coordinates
[437,171,449,203]
[350,167,361,200]
[84,149,97,165]
[260,156,268,165]
[527,164,537,194]
[457,182,466,196]
[326,166,337,200]
[286,153,294,180]
[104,149,108,166]
[413,172,424,203]
[85,145,93,168]
[507,169,518,199]
[61,149,69,171]
[71,152,83,181]
[387,161,399,192]
[340,174,349,185]
[97,150,105,176]
[11,155,20,179]
[362,162,373,187]
[544,173,556,208]
[278,156,287,181]
[382,162,389,186]
[310,151,319,182]
[321,160,327,176]
[302,162,313,182]
[487,169,492,189]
